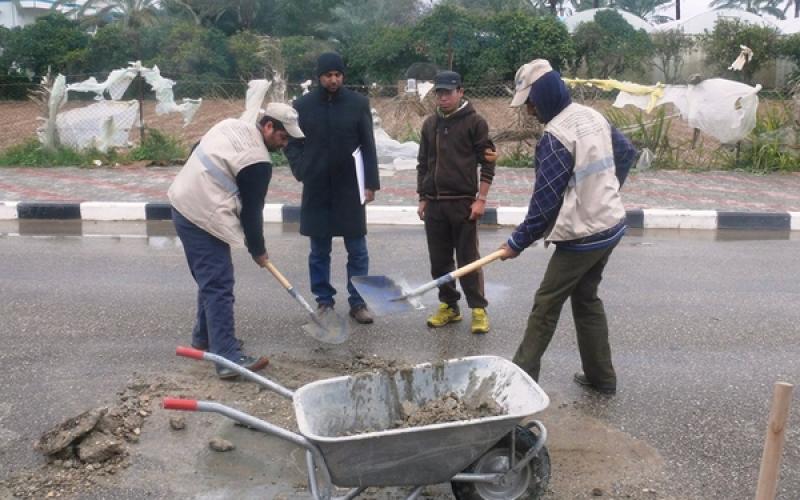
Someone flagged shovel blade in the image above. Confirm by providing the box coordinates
[351,275,422,316]
[303,310,349,344]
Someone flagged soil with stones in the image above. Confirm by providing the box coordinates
[396,392,503,428]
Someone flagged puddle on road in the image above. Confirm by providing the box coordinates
[1,221,795,243]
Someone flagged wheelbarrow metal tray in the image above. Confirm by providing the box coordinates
[293,355,549,487]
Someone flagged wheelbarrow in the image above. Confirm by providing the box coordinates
[163,347,551,500]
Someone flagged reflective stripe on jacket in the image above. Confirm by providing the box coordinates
[168,119,270,247]
[544,103,625,242]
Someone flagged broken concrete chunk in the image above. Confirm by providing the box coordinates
[77,431,125,464]
[209,438,235,452]
[35,408,107,455]
[169,416,186,431]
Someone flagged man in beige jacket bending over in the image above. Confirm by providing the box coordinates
[169,103,304,379]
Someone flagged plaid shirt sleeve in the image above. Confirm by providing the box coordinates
[507,133,574,252]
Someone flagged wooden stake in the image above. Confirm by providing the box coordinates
[755,382,794,500]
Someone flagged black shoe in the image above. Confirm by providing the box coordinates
[317,303,334,314]
[349,304,374,324]
[216,355,270,380]
[573,372,616,395]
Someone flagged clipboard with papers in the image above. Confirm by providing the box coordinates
[352,146,366,205]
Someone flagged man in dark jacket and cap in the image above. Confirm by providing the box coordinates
[285,52,380,324]
[498,59,638,395]
[416,70,498,334]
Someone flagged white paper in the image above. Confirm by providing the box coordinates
[353,146,366,205]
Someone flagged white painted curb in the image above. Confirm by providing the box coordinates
[0,201,18,220]
[80,201,147,221]
[367,205,423,225]
[642,209,717,230]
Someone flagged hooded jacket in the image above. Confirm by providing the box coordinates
[417,101,495,200]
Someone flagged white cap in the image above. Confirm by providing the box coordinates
[264,102,304,138]
[509,59,554,108]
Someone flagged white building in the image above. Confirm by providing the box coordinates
[0,0,95,29]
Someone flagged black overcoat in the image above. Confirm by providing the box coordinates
[285,87,380,238]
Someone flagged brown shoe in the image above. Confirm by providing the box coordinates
[349,304,374,324]
[573,372,616,395]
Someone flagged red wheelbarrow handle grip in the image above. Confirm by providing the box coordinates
[163,398,198,411]
[176,346,205,359]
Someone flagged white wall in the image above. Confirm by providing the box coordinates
[0,1,22,28]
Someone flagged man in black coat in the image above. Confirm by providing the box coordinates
[285,52,380,324]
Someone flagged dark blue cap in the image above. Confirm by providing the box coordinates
[434,71,462,90]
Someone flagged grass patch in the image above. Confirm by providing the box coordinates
[0,139,90,167]
[0,129,187,167]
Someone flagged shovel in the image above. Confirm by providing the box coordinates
[352,249,505,316]
[265,261,349,344]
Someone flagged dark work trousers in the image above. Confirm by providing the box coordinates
[423,198,488,310]
[513,242,618,387]
[172,209,242,363]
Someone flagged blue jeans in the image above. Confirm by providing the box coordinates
[309,235,368,308]
[172,209,242,363]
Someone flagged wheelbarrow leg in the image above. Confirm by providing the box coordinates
[306,450,366,500]
[508,420,548,474]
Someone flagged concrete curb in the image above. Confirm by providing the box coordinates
[0,201,796,231]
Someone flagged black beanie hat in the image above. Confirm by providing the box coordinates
[316,52,345,77]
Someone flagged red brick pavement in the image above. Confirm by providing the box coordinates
[1,166,799,212]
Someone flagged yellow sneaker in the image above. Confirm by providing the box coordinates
[471,308,489,334]
[426,303,462,328]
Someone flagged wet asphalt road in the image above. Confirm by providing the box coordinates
[0,224,798,499]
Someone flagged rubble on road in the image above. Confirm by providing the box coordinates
[0,377,172,499]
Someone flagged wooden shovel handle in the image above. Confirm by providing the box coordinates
[450,249,505,280]
[265,261,292,290]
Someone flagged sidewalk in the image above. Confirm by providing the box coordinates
[1,166,799,230]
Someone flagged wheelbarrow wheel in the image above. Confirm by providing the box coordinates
[451,424,550,500]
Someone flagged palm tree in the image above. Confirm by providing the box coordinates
[710,0,787,19]
[780,0,800,18]
[52,0,162,29]
[615,0,672,18]
[530,0,566,14]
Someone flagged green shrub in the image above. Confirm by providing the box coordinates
[605,107,677,168]
[702,19,779,84]
[396,125,421,144]
[497,143,532,168]
[730,107,800,173]
[571,10,654,79]
[128,129,186,164]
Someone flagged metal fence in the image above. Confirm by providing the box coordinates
[1,73,797,171]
